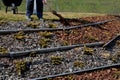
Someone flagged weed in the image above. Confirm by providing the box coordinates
[0,46,8,54]
[61,40,69,46]
[14,31,25,40]
[83,45,94,55]
[51,56,63,65]
[66,75,74,80]
[26,21,40,28]
[0,20,7,26]
[48,23,57,28]
[112,71,120,79]
[39,38,51,48]
[29,52,37,57]
[73,60,84,68]
[84,35,98,41]
[15,60,29,75]
[38,31,53,38]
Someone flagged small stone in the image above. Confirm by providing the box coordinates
[69,68,72,72]
[112,68,118,71]
[101,52,111,59]
[106,69,111,73]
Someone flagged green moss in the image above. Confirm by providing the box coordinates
[48,23,57,28]
[61,40,69,46]
[51,56,63,65]
[14,31,25,40]
[15,60,28,75]
[83,45,94,55]
[39,38,51,48]
[29,52,36,57]
[84,35,98,41]
[66,75,74,80]
[38,31,53,48]
[0,20,7,26]
[0,46,8,54]
[38,31,53,38]
[112,71,120,78]
[73,60,84,68]
[26,21,40,28]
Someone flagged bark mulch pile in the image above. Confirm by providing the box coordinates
[55,15,120,45]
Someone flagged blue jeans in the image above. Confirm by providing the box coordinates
[26,0,43,19]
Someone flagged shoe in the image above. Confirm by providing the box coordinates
[39,18,44,23]
[26,16,32,21]
[39,18,44,27]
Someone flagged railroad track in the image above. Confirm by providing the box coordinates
[0,19,119,54]
[0,16,120,80]
[0,19,116,34]
[0,41,104,58]
[31,63,120,80]
[0,36,120,79]
[30,34,120,80]
[103,34,120,49]
[1,45,120,80]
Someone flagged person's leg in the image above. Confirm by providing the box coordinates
[36,0,43,19]
[26,0,34,17]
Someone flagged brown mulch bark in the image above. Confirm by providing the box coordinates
[55,15,120,45]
